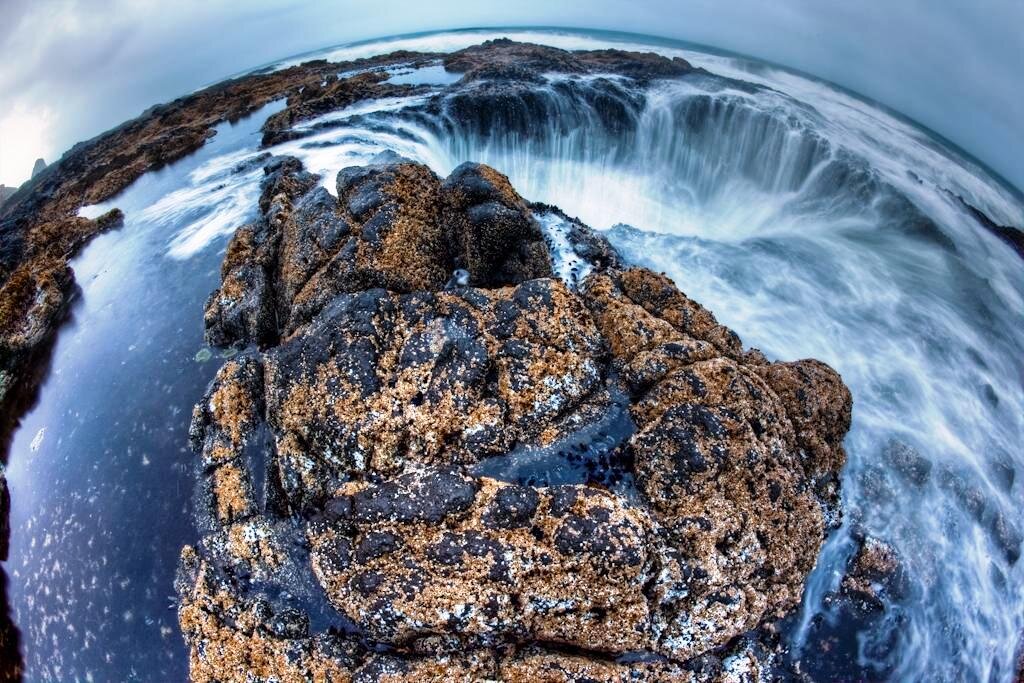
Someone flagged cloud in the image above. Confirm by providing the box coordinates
[0,103,55,186]
[0,0,1021,189]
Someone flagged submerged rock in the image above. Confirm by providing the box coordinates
[840,534,907,612]
[177,155,852,680]
[956,194,1024,260]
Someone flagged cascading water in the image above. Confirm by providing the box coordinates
[6,29,1022,681]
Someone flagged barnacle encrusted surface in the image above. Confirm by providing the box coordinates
[177,155,852,682]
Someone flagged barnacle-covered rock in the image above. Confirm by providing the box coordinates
[205,156,553,349]
[262,279,607,511]
[308,472,660,653]
[581,267,851,656]
[178,156,851,681]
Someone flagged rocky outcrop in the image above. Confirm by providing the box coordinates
[178,156,851,680]
[308,473,664,652]
[443,38,695,82]
[0,44,717,678]
[0,208,124,426]
[957,194,1024,260]
[582,269,850,656]
[204,155,553,349]
[30,159,46,180]
[0,48,449,680]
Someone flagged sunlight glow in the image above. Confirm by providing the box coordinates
[0,104,55,187]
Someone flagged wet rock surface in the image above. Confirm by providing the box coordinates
[839,534,906,612]
[956,194,1024,260]
[177,155,852,680]
[260,67,432,146]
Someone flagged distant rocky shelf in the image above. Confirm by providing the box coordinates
[0,160,46,211]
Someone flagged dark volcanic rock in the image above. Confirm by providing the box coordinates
[957,194,1024,259]
[178,154,852,680]
[205,157,552,348]
[444,38,695,82]
[309,472,663,653]
[261,279,607,511]
[582,268,850,655]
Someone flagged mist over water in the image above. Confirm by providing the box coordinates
[7,28,1022,681]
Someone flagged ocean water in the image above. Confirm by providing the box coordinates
[4,28,1022,681]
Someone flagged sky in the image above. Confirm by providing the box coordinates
[0,0,1021,191]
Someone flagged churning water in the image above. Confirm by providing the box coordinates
[5,28,1022,681]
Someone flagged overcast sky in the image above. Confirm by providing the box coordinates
[0,0,1021,190]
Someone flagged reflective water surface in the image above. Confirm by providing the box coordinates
[5,106,282,681]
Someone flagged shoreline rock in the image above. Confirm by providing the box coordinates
[177,156,852,680]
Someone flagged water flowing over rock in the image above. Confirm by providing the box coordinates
[177,156,851,681]
[0,41,731,678]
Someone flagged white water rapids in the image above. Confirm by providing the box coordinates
[39,28,1023,681]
